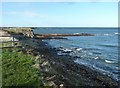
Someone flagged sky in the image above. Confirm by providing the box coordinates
[1,0,119,2]
[1,2,118,27]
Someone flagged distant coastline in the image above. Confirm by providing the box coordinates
[1,27,118,29]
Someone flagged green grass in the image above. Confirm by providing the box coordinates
[1,48,43,87]
[0,42,21,48]
[0,49,2,88]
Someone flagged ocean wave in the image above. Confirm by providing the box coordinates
[95,33,115,36]
[57,47,84,56]
[103,34,113,36]
[99,44,117,48]
[76,48,82,51]
[63,49,73,52]
[105,60,116,64]
[57,51,63,56]
[114,33,120,35]
[74,57,119,81]
[83,48,100,51]
[73,33,80,34]
[57,50,71,56]
[96,33,119,36]
[57,48,73,56]
[94,57,99,60]
[92,52,101,55]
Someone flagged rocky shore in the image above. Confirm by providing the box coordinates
[12,33,119,87]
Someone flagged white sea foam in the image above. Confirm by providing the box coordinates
[76,48,82,51]
[94,57,99,60]
[74,58,79,63]
[114,33,120,35]
[103,34,112,36]
[64,49,72,52]
[57,48,73,56]
[74,33,80,34]
[105,60,115,64]
[57,51,62,56]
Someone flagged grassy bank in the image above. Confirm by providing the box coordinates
[1,48,43,87]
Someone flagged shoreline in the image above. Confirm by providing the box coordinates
[1,29,119,87]
[15,34,118,87]
[40,43,119,86]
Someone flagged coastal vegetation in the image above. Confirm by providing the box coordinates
[1,48,43,87]
[0,42,20,48]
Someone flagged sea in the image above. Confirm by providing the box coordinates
[33,28,119,81]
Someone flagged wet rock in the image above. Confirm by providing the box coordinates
[36,55,41,59]
[49,81,57,87]
[41,61,49,67]
[74,56,80,58]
